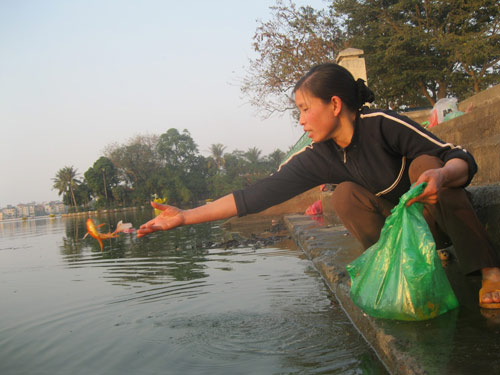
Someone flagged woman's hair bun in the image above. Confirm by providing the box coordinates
[294,63,376,111]
[355,78,375,107]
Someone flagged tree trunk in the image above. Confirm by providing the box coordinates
[417,80,435,107]
[102,169,108,203]
[437,80,447,100]
[70,185,78,213]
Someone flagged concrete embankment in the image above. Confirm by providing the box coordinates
[406,83,500,186]
[282,184,500,375]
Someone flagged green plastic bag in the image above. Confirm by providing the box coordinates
[346,183,459,321]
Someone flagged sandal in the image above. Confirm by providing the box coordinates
[479,279,500,309]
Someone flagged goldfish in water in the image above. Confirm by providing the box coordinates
[83,218,133,251]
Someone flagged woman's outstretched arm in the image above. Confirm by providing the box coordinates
[136,193,237,238]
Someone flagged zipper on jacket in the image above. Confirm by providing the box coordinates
[342,149,346,163]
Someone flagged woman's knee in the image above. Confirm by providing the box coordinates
[332,181,358,198]
[331,182,367,216]
[409,155,444,182]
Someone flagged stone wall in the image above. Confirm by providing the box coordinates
[402,84,500,186]
[428,84,500,186]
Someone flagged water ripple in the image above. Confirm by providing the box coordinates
[166,310,370,374]
[109,280,212,305]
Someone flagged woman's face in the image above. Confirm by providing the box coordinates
[295,89,338,143]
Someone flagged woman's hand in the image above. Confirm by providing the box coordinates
[407,158,468,207]
[136,193,238,238]
[137,202,186,238]
[407,168,444,206]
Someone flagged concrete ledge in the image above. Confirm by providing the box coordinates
[458,83,500,113]
[281,178,500,375]
[467,184,500,251]
[284,214,500,375]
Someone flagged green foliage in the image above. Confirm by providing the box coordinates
[155,129,209,206]
[157,129,199,169]
[42,128,282,209]
[242,0,344,118]
[243,0,500,111]
[265,149,286,170]
[104,135,161,204]
[333,0,500,108]
[84,156,118,206]
[57,134,285,210]
[112,185,129,206]
[207,143,226,172]
[73,182,92,210]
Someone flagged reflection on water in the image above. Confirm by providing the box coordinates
[0,211,387,375]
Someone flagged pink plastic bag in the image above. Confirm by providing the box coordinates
[305,200,322,215]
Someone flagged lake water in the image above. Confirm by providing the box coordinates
[0,211,387,375]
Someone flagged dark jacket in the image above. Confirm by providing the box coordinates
[233,107,477,216]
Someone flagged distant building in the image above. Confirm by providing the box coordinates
[17,204,30,217]
[34,204,46,216]
[16,203,45,217]
[44,203,55,214]
[43,201,67,215]
[2,206,17,219]
[0,200,66,220]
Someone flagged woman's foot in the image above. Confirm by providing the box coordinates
[480,308,500,325]
[480,267,500,307]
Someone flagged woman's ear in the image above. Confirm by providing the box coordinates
[330,96,342,116]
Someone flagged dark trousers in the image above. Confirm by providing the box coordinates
[331,155,500,274]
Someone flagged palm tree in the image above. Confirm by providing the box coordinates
[209,143,226,171]
[266,149,285,170]
[245,147,262,167]
[243,147,264,183]
[52,166,81,212]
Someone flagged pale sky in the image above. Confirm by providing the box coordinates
[0,0,326,206]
